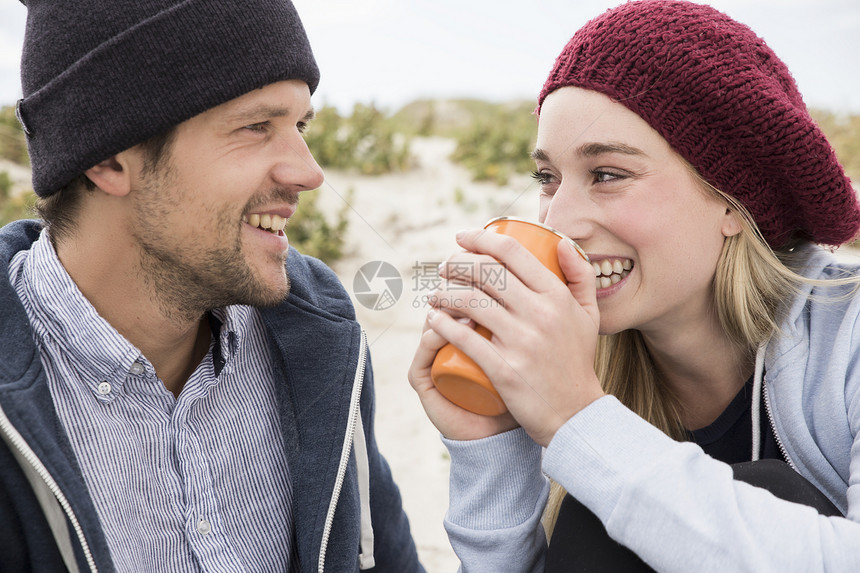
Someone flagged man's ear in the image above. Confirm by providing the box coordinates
[84,152,134,197]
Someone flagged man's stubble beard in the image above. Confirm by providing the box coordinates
[131,167,293,325]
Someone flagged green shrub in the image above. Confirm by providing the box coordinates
[448,101,538,185]
[0,171,11,198]
[0,172,36,226]
[304,103,411,175]
[286,187,351,264]
[0,106,29,166]
[811,109,860,182]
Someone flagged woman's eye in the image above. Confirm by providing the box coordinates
[531,170,553,185]
[532,170,559,199]
[592,169,626,183]
[297,121,309,134]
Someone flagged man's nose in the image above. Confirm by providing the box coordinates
[271,131,325,191]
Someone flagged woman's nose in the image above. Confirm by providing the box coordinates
[543,186,594,243]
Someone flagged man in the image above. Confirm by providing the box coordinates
[1,1,424,571]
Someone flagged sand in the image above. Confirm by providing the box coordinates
[321,136,539,571]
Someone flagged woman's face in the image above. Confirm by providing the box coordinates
[535,86,740,337]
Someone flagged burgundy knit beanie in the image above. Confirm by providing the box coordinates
[538,0,860,248]
[17,0,319,198]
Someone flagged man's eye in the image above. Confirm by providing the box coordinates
[297,121,308,134]
[244,121,270,133]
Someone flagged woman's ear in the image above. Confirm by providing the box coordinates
[721,208,743,238]
[83,152,134,197]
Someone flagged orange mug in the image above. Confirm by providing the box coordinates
[430,216,589,416]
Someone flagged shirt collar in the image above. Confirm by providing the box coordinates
[208,306,247,375]
[19,229,142,400]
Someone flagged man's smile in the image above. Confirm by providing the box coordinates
[243,212,288,235]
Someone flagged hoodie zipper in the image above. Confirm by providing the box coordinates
[317,329,368,573]
[761,377,797,470]
[0,405,97,572]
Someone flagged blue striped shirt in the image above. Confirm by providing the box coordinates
[9,229,294,572]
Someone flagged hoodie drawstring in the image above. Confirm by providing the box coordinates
[750,341,768,461]
[354,409,375,569]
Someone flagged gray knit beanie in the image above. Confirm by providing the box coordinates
[17,0,320,197]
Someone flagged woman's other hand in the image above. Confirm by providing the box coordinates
[408,311,519,440]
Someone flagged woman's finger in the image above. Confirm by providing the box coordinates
[558,238,599,325]
[454,228,569,294]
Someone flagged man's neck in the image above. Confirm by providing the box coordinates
[144,315,212,398]
[55,232,212,398]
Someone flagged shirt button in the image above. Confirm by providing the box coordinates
[97,381,111,395]
[197,519,212,535]
[129,362,144,375]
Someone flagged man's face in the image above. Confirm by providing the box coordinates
[128,79,324,317]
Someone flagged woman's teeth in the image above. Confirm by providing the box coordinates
[593,258,632,289]
[243,213,287,234]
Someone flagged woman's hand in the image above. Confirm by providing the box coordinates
[408,313,519,441]
[421,228,605,447]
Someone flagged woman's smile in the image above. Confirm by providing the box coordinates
[592,257,633,290]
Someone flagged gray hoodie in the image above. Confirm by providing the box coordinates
[445,244,860,572]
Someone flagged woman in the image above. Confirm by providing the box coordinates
[408,1,860,571]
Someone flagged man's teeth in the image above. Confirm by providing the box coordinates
[593,258,632,289]
[242,213,287,234]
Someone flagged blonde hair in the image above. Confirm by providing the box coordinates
[542,174,860,536]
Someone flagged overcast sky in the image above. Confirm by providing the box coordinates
[1,0,858,113]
